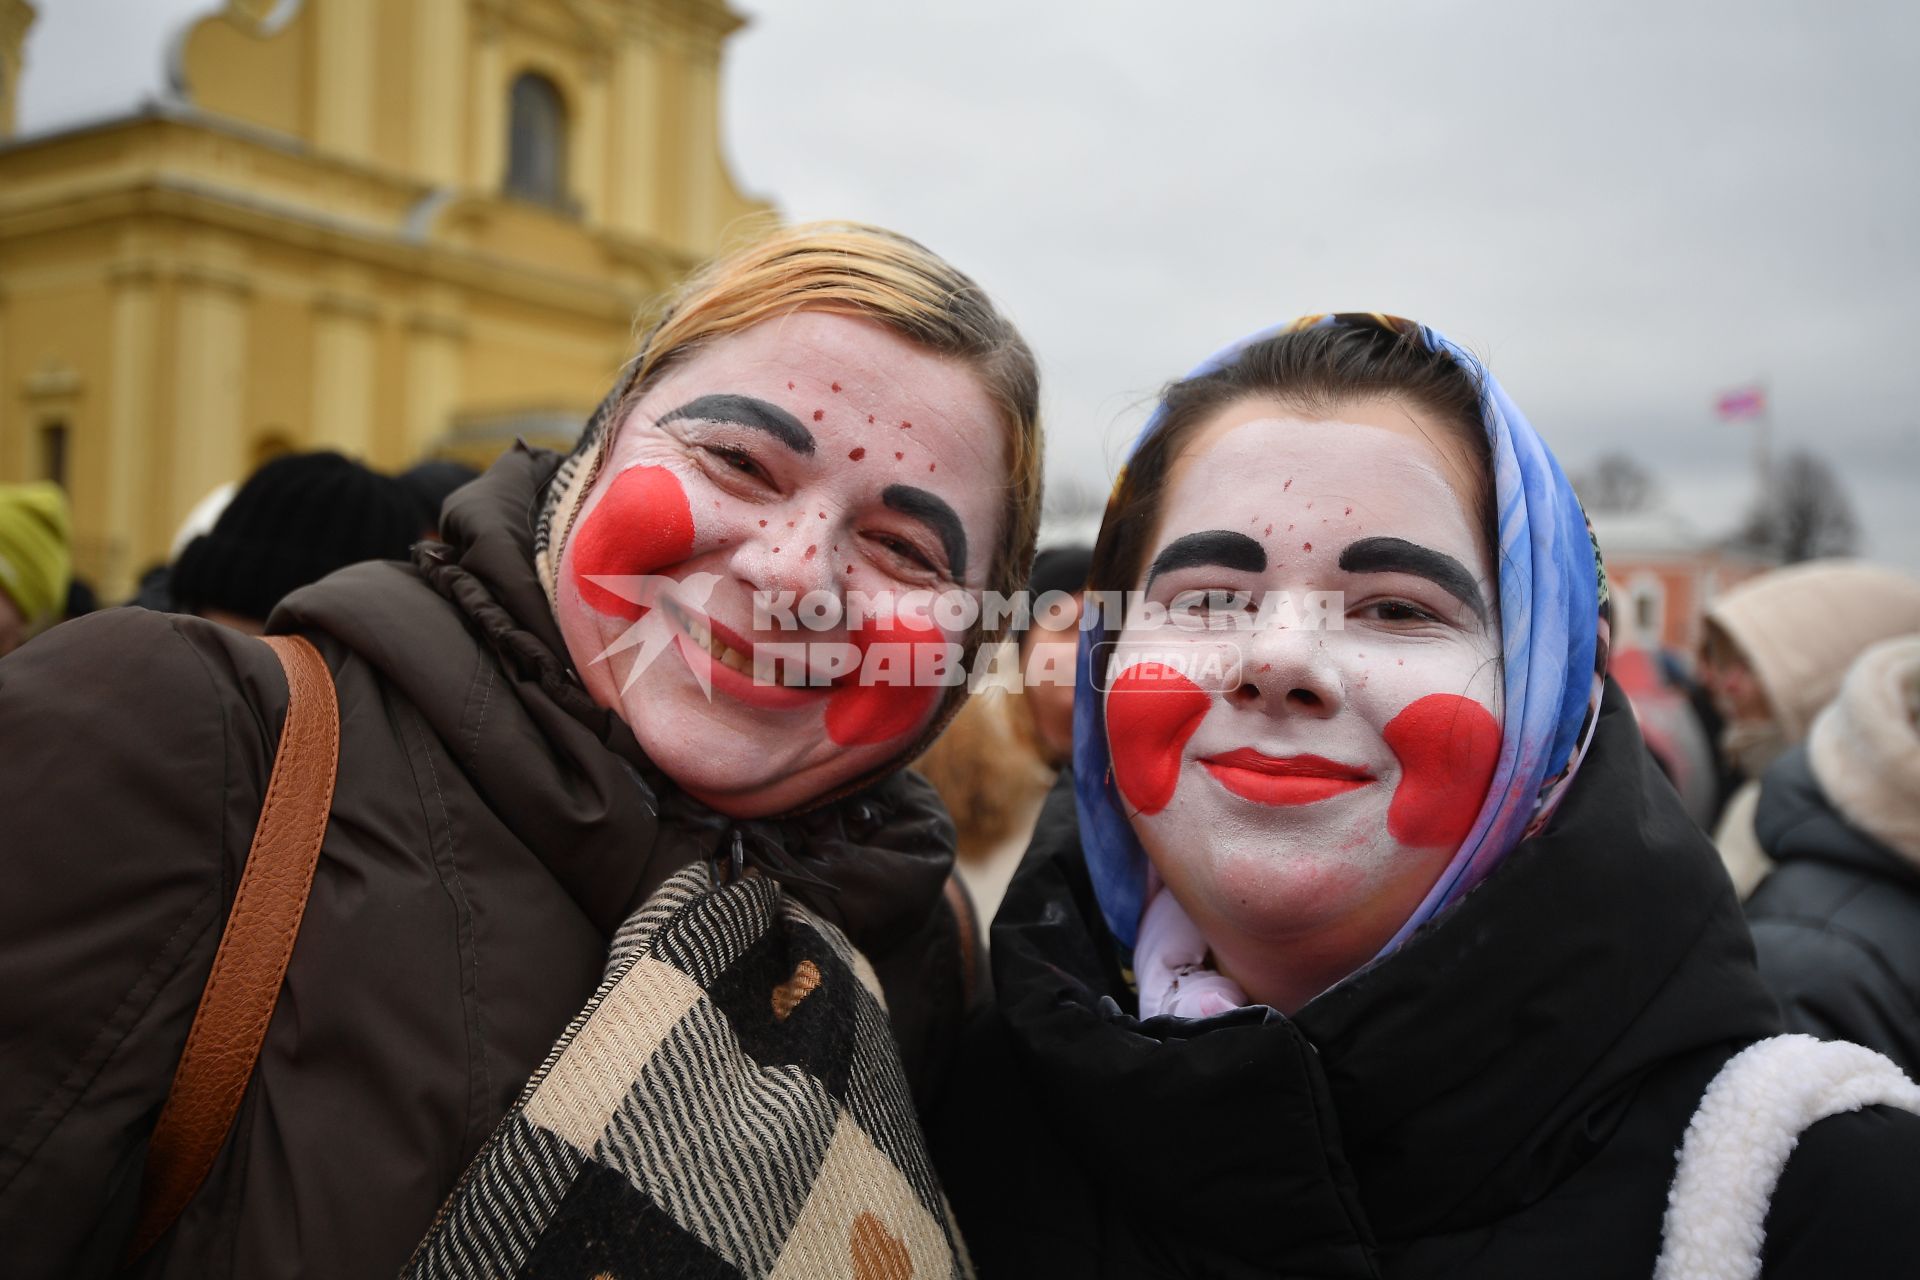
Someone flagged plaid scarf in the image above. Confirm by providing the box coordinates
[406,861,971,1279]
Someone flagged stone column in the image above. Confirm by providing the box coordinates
[313,0,376,163]
[169,262,251,544]
[310,287,380,461]
[470,14,505,193]
[411,0,466,186]
[103,258,160,598]
[576,56,610,223]
[610,30,662,238]
[403,290,466,462]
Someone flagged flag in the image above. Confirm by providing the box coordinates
[1716,385,1767,421]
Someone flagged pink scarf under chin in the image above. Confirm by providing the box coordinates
[1134,880,1248,1019]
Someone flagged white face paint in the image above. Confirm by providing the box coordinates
[1103,398,1502,1004]
[555,311,1007,818]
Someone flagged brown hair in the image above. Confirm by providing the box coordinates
[1089,315,1493,608]
[913,689,1054,860]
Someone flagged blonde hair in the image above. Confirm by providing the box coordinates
[603,220,1044,627]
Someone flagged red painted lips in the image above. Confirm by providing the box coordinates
[1201,748,1375,806]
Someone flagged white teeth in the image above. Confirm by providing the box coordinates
[671,605,756,675]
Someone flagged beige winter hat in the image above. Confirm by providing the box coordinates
[1706,560,1920,742]
[1809,636,1920,866]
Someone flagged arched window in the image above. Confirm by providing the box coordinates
[505,72,569,208]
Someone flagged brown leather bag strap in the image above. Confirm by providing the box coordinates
[126,634,339,1260]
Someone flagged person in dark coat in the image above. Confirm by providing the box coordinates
[397,458,482,540]
[166,450,424,635]
[1748,636,1920,1074]
[931,314,1920,1278]
[0,222,1043,1279]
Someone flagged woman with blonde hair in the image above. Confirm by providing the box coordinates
[0,222,1041,1278]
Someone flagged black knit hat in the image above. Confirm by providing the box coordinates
[398,459,482,537]
[171,451,421,622]
[1028,544,1094,600]
[1013,544,1094,643]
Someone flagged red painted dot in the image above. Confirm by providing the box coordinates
[894,451,904,461]
[812,409,825,422]
[788,381,796,390]
[831,382,842,393]
[1259,663,1272,673]
[928,462,936,472]
[1303,542,1313,552]
[868,415,876,424]
[818,511,827,519]
[804,545,817,559]
[772,546,781,553]
[900,421,912,430]
[758,519,767,527]
[1264,524,1272,536]
[849,447,866,461]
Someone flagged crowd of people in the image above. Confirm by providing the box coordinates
[0,452,477,654]
[2,223,1919,1278]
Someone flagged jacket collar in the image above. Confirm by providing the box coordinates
[1756,747,1920,888]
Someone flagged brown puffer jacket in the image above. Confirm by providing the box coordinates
[0,446,971,1280]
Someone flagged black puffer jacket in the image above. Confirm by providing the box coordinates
[0,447,970,1279]
[1747,746,1920,1076]
[932,685,1920,1277]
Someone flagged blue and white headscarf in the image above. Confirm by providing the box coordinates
[1073,314,1612,962]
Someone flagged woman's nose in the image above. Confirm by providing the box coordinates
[1223,627,1345,718]
[727,514,842,621]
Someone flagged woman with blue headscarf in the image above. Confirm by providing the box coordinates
[931,315,1920,1277]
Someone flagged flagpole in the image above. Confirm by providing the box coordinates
[1752,376,1771,496]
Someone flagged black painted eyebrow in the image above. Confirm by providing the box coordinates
[882,484,968,579]
[657,394,815,457]
[1145,530,1268,590]
[1338,536,1487,619]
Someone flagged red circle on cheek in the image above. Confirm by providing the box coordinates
[1105,663,1211,816]
[567,465,696,620]
[1383,694,1501,850]
[824,612,945,747]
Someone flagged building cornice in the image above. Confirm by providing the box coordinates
[0,176,692,322]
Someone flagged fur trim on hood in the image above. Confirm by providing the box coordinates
[1810,636,1920,868]
[1707,561,1920,742]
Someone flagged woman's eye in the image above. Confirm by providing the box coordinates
[1173,588,1251,614]
[1203,589,1251,612]
[1366,600,1438,624]
[703,446,767,483]
[871,534,938,574]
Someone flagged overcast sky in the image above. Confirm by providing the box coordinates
[19,0,1920,566]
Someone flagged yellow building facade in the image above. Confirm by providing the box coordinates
[0,0,767,597]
